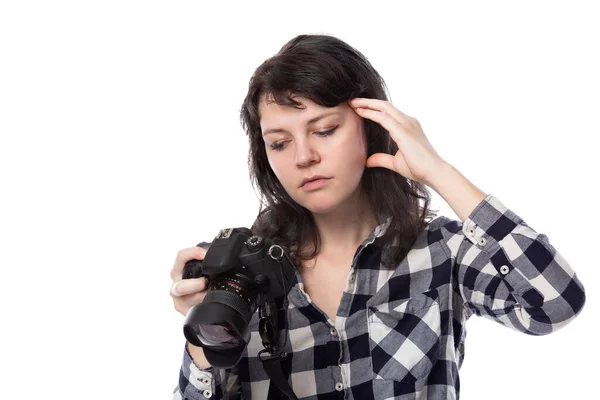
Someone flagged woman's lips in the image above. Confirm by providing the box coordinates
[301,178,331,191]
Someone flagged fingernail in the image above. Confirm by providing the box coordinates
[170,281,181,296]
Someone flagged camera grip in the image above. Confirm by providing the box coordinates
[182,258,204,280]
[181,241,212,280]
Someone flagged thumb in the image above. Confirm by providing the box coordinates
[366,153,396,171]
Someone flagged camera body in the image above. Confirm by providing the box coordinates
[182,227,297,368]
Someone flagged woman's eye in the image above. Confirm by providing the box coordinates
[269,127,337,152]
[315,128,336,137]
[270,142,286,151]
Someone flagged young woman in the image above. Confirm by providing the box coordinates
[169,34,586,399]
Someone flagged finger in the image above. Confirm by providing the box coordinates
[174,291,208,316]
[170,247,207,280]
[170,277,209,297]
[350,98,409,121]
[354,107,405,144]
[366,153,396,171]
[349,98,410,123]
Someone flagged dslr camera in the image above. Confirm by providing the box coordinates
[182,227,297,369]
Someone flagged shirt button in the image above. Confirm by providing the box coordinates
[335,382,344,391]
[478,237,487,246]
[468,227,476,236]
[500,265,510,275]
[349,274,355,283]
[203,389,213,398]
[199,377,211,386]
[330,327,338,337]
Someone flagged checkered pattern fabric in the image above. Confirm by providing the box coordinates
[173,194,586,399]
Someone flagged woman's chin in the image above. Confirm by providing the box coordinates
[302,201,339,215]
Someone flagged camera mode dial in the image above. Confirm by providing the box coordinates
[246,235,265,250]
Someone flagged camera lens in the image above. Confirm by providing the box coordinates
[183,272,261,354]
[192,322,242,349]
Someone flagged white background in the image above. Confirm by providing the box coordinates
[1,1,597,399]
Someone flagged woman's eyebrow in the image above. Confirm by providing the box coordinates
[262,111,339,136]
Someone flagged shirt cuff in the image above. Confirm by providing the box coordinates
[461,193,545,306]
[182,342,217,398]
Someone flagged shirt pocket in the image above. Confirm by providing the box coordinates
[366,289,442,384]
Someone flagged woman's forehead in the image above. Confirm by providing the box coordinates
[258,94,346,128]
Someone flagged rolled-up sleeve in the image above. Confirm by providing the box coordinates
[441,194,586,335]
[173,342,241,400]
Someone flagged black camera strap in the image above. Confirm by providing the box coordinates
[258,299,298,400]
[262,354,297,400]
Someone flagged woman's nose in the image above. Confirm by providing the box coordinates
[295,140,320,168]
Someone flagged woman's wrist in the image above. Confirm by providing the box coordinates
[187,341,212,370]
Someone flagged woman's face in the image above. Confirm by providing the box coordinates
[259,94,368,215]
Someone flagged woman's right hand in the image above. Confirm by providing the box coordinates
[169,246,210,317]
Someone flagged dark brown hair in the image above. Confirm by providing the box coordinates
[240,34,438,269]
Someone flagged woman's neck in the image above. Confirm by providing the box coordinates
[307,191,378,260]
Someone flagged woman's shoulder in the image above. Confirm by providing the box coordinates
[426,214,456,232]
[401,214,458,254]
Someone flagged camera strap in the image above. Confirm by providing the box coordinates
[261,353,297,400]
[258,300,298,400]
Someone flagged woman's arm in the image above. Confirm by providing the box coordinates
[440,193,586,335]
[173,342,242,400]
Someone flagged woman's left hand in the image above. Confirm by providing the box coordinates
[349,97,447,186]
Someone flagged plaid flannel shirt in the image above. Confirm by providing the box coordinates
[173,194,586,399]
